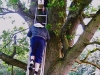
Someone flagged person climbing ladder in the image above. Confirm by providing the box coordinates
[42,0,49,14]
[38,0,49,15]
[27,21,50,75]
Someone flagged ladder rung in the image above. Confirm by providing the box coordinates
[32,68,41,70]
[42,23,46,24]
[36,15,47,16]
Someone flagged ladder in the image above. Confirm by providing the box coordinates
[28,45,47,75]
[34,7,48,26]
[35,8,48,75]
[40,45,47,75]
[26,8,48,75]
[26,0,48,75]
[33,7,48,75]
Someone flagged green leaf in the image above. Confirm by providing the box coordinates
[9,0,18,4]
[46,24,52,31]
[98,5,100,9]
[0,0,3,6]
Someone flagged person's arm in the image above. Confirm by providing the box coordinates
[42,0,49,13]
[46,30,50,41]
[27,28,32,37]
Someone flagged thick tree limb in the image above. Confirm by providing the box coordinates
[0,1,34,24]
[60,0,92,35]
[60,0,92,50]
[17,1,34,19]
[0,51,27,70]
[17,0,37,26]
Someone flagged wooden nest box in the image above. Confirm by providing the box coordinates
[38,0,44,9]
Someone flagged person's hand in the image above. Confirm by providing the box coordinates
[42,6,46,12]
[42,6,46,15]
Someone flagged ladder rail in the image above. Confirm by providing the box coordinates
[34,8,38,24]
[28,44,47,75]
[26,7,48,75]
[34,8,48,26]
[34,8,48,75]
[40,46,46,75]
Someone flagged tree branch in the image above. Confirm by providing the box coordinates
[61,0,92,34]
[17,1,34,19]
[75,48,100,69]
[70,64,80,72]
[85,41,100,45]
[84,48,100,60]
[17,2,34,19]
[0,51,27,70]
[10,35,17,58]
[60,0,92,49]
[76,59,100,69]
[60,8,100,74]
[0,28,28,50]
[0,7,16,15]
[83,13,95,18]
[79,14,86,30]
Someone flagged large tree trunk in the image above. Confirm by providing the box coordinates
[44,33,62,75]
[44,0,66,74]
[44,9,100,75]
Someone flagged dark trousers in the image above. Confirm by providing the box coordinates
[30,36,45,63]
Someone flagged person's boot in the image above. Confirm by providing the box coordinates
[34,71,38,75]
[29,59,34,70]
[30,59,34,66]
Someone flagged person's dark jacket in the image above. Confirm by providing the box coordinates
[27,23,50,41]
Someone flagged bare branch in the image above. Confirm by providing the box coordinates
[76,59,100,69]
[85,41,100,45]
[10,35,17,58]
[70,68,77,72]
[70,64,80,72]
[0,28,29,50]
[0,7,16,15]
[0,2,34,20]
[83,13,95,18]
[84,48,100,60]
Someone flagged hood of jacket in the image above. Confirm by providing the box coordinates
[34,23,44,28]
